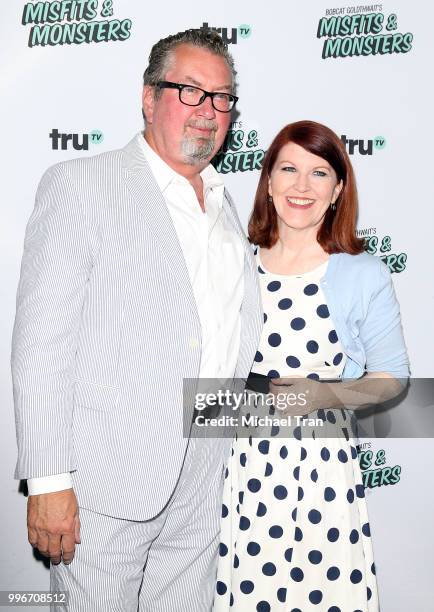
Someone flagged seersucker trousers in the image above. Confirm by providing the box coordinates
[50,436,232,611]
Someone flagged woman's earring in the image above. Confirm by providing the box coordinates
[330,202,336,212]
[268,195,273,204]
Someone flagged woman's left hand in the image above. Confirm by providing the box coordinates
[269,377,336,416]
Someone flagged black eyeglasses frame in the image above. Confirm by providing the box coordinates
[155,80,238,113]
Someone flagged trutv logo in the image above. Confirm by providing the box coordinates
[200,22,252,44]
[49,129,104,150]
[341,135,386,155]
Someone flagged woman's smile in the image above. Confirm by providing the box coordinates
[286,197,315,209]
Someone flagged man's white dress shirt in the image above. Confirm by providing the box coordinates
[27,135,244,495]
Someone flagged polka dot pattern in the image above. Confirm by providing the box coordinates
[278,298,292,310]
[321,447,330,461]
[327,566,340,581]
[304,283,319,296]
[307,340,319,353]
[291,317,306,331]
[247,478,261,493]
[256,502,267,517]
[350,529,359,544]
[362,523,371,537]
[350,569,363,584]
[327,528,340,542]
[216,581,227,595]
[317,304,330,318]
[274,485,288,500]
[248,252,346,385]
[291,567,304,582]
[328,329,338,343]
[239,516,250,531]
[333,352,343,365]
[240,580,254,594]
[267,369,280,378]
[264,462,273,477]
[308,549,323,564]
[247,542,261,556]
[309,590,323,604]
[277,588,286,603]
[262,562,276,576]
[286,355,301,368]
[308,509,322,524]
[324,487,336,502]
[268,333,281,347]
[219,543,228,557]
[214,251,377,612]
[267,280,281,292]
[269,525,283,539]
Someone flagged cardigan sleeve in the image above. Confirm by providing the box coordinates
[358,259,410,380]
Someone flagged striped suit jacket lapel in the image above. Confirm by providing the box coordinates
[222,190,263,380]
[122,135,261,379]
[121,135,199,319]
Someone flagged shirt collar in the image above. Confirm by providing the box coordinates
[139,133,224,203]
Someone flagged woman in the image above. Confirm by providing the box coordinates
[213,121,409,612]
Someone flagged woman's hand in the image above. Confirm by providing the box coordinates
[269,373,405,417]
[269,377,336,416]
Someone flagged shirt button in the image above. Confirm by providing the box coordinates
[189,338,200,348]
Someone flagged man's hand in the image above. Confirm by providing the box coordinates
[27,489,80,565]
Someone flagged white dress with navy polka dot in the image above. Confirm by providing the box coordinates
[213,251,379,612]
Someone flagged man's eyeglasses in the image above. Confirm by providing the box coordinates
[155,81,238,113]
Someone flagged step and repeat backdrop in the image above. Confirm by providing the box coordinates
[1,1,433,610]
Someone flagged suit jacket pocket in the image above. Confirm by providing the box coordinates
[73,379,120,412]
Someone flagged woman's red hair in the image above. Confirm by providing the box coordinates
[248,120,364,254]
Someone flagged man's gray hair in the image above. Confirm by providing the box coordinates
[143,28,237,95]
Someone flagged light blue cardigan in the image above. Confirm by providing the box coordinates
[318,252,410,381]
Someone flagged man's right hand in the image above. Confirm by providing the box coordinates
[27,489,81,565]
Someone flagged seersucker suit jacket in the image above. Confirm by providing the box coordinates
[12,134,262,520]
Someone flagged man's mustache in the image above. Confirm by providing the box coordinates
[185,119,218,132]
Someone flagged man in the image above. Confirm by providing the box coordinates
[12,29,261,611]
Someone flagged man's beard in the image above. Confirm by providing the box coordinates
[181,120,218,165]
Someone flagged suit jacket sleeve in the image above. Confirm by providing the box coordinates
[12,164,94,479]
